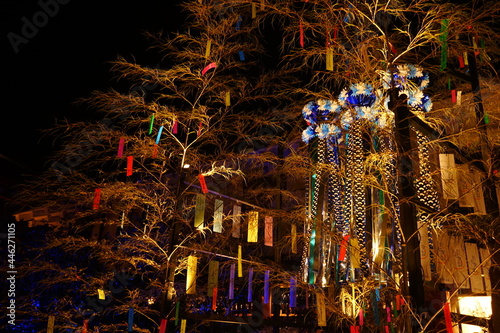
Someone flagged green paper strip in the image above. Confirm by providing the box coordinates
[484,113,490,124]
[175,301,180,325]
[440,19,449,71]
[148,114,155,135]
[308,228,316,284]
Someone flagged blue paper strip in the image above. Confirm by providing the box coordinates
[239,51,245,61]
[156,126,164,144]
[128,307,134,332]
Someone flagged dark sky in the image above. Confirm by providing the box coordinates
[2,0,184,180]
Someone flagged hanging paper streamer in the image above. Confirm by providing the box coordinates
[232,205,241,238]
[229,263,235,299]
[251,3,256,19]
[117,137,125,158]
[451,90,457,103]
[317,295,327,326]
[82,320,88,333]
[351,238,361,268]
[247,211,258,242]
[248,267,253,302]
[205,39,212,58]
[457,91,462,106]
[238,51,245,61]
[93,188,101,210]
[359,308,364,326]
[386,306,391,322]
[235,16,242,30]
[152,144,158,158]
[479,247,492,294]
[440,19,449,71]
[299,20,304,48]
[198,174,208,194]
[443,301,453,333]
[194,193,206,229]
[213,199,223,233]
[465,242,484,292]
[260,0,265,10]
[207,260,219,295]
[458,55,465,68]
[212,287,218,310]
[172,119,178,134]
[289,277,297,308]
[339,235,350,261]
[264,216,273,246]
[238,245,243,277]
[126,156,133,176]
[180,319,187,333]
[225,91,231,106]
[154,126,164,145]
[463,51,469,66]
[197,122,203,137]
[148,114,155,135]
[128,308,134,332]
[439,154,459,199]
[98,288,105,300]
[47,315,55,333]
[202,62,217,75]
[291,223,297,253]
[159,319,167,333]
[264,270,270,304]
[326,47,334,71]
[175,301,180,325]
[186,255,198,294]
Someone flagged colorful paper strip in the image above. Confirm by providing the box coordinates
[205,39,212,58]
[93,188,101,210]
[198,174,209,194]
[289,277,297,307]
[148,114,154,135]
[186,256,198,294]
[264,270,270,304]
[207,260,219,295]
[126,156,133,176]
[225,91,231,106]
[180,319,186,333]
[47,315,55,333]
[264,216,273,246]
[247,211,258,242]
[159,319,167,333]
[155,126,164,144]
[229,264,235,299]
[194,193,206,229]
[232,205,241,238]
[128,308,134,332]
[201,62,217,75]
[117,137,125,158]
[248,267,254,302]
[238,245,243,277]
[213,199,223,233]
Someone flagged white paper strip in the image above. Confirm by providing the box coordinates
[479,247,492,295]
[450,235,470,289]
[417,218,432,282]
[439,154,459,200]
[213,199,223,233]
[435,231,454,284]
[465,242,484,293]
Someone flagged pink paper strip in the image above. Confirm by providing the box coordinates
[201,62,217,75]
[117,137,125,158]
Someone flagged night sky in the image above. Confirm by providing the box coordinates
[2,1,184,181]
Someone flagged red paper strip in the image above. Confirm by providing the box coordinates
[82,320,88,333]
[458,55,465,68]
[117,137,125,158]
[338,234,350,261]
[385,326,389,333]
[93,188,101,210]
[359,308,364,326]
[197,122,203,137]
[152,144,158,158]
[333,27,338,42]
[389,42,397,54]
[443,302,453,333]
[451,89,457,103]
[198,174,208,193]
[299,21,304,48]
[396,295,402,311]
[212,287,218,310]
[159,319,167,333]
[126,156,133,176]
[201,62,217,75]
[172,120,178,134]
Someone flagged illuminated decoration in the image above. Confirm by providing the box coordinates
[98,288,105,300]
[92,188,101,210]
[201,62,217,75]
[186,256,198,294]
[232,205,241,238]
[247,211,258,242]
[213,199,223,233]
[194,194,206,229]
[117,137,125,158]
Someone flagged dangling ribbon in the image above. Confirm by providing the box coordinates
[232,205,241,238]
[458,55,465,68]
[238,245,243,277]
[457,91,462,106]
[201,62,217,75]
[148,114,155,135]
[117,137,125,158]
[299,20,305,48]
[247,211,258,242]
[235,16,242,30]
[248,267,253,302]
[126,156,133,176]
[155,126,164,144]
[440,19,450,71]
[198,174,208,193]
[212,287,218,310]
[291,223,297,253]
[82,320,88,333]
[443,301,453,333]
[213,199,223,233]
[172,119,178,134]
[359,307,364,326]
[339,234,350,261]
[93,188,101,210]
[127,308,134,332]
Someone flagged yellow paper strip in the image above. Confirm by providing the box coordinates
[291,223,297,253]
[260,0,265,10]
[252,3,256,18]
[207,260,219,295]
[463,51,469,66]
[194,194,205,229]
[238,245,243,277]
[47,315,55,333]
[317,295,327,326]
[98,288,105,300]
[205,39,212,58]
[180,319,187,333]
[225,91,231,107]
[326,47,334,71]
[350,238,360,268]
[186,256,198,294]
[247,211,258,242]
